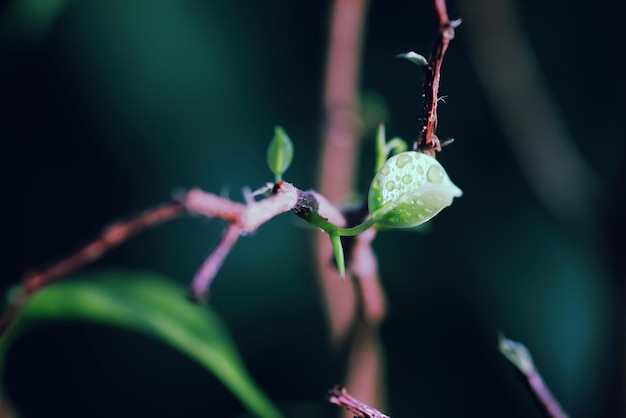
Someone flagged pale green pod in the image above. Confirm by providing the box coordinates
[368,151,462,228]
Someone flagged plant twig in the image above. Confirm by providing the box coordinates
[0,182,307,335]
[418,0,461,156]
[190,223,241,301]
[328,385,391,418]
[499,334,570,418]
[0,202,185,335]
[318,0,390,415]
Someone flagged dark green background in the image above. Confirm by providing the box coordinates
[1,0,623,416]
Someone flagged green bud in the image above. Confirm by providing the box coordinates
[266,126,294,182]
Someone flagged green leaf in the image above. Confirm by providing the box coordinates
[374,124,408,172]
[0,271,283,418]
[266,126,294,182]
[375,124,388,172]
[1,0,70,41]
[397,51,428,67]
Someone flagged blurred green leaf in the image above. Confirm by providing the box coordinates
[0,271,283,418]
[1,0,70,41]
[266,126,294,182]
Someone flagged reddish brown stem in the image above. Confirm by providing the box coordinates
[418,0,460,156]
[0,202,185,334]
[0,182,304,335]
[317,0,371,348]
[317,0,389,416]
[21,202,185,296]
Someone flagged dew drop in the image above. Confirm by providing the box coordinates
[402,174,412,184]
[427,164,444,183]
[385,180,396,192]
[396,153,412,169]
[416,165,424,176]
[381,164,390,176]
[398,193,411,204]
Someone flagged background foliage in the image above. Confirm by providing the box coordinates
[1,0,623,416]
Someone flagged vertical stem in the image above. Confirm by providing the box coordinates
[319,0,368,203]
[317,0,369,350]
[418,0,459,155]
[317,0,386,416]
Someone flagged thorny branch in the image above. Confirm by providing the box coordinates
[1,2,462,415]
[417,0,461,156]
[0,182,308,335]
[318,0,459,413]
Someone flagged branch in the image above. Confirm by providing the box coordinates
[317,0,390,415]
[418,0,461,156]
[0,202,184,335]
[499,335,570,418]
[0,182,306,336]
[189,223,241,301]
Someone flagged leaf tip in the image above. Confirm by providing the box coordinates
[397,51,428,67]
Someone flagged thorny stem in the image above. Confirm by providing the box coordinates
[0,179,381,336]
[0,182,306,336]
[417,0,460,156]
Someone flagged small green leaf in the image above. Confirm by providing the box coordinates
[329,234,345,278]
[0,272,283,418]
[266,126,294,182]
[374,124,408,172]
[375,124,387,172]
[397,51,428,67]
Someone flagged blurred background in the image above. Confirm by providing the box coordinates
[1,0,623,417]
